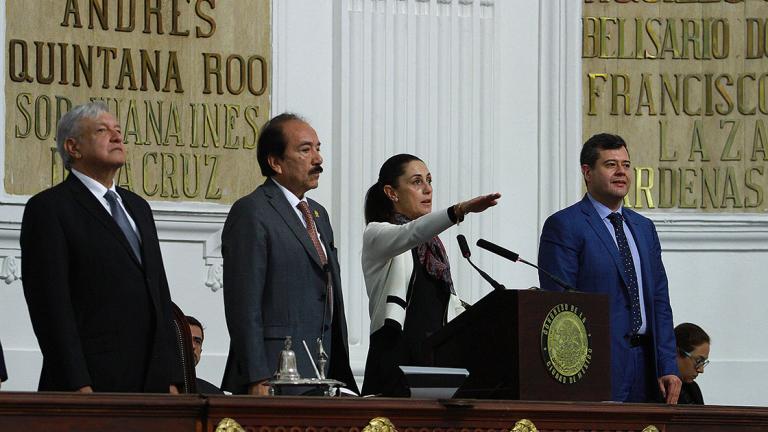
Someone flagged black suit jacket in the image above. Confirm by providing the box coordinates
[20,174,180,392]
[221,178,357,394]
[678,381,704,405]
[0,338,7,382]
[196,377,224,394]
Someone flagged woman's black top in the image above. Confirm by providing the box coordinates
[361,249,450,397]
[678,381,704,405]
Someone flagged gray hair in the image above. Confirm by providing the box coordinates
[56,101,111,170]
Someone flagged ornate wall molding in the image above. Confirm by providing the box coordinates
[0,255,20,284]
[205,263,224,292]
[652,214,768,251]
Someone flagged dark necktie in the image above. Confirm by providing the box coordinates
[607,212,642,334]
[297,201,332,318]
[104,190,142,264]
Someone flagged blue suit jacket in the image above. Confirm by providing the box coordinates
[538,195,678,401]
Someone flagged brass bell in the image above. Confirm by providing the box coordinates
[275,336,301,380]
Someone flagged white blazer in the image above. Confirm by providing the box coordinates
[362,209,467,334]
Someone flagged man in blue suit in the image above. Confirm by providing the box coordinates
[538,133,681,403]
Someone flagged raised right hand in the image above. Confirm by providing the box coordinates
[460,192,502,215]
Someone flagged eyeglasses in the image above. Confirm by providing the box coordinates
[682,350,709,369]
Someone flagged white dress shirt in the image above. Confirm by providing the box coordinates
[272,178,326,256]
[70,169,140,237]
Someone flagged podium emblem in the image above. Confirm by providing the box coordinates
[540,303,592,384]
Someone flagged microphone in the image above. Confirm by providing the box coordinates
[476,239,518,262]
[457,234,472,258]
[456,235,505,291]
[475,238,577,292]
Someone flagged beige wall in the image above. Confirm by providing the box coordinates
[5,0,270,204]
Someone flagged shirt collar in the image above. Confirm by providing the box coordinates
[271,177,307,209]
[70,169,119,200]
[587,193,622,221]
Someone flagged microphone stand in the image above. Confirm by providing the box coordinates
[457,235,505,291]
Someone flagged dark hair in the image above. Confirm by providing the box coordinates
[186,315,204,339]
[674,322,710,353]
[364,154,423,224]
[580,133,628,168]
[257,112,305,177]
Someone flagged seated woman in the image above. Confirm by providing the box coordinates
[361,153,500,397]
[675,322,711,404]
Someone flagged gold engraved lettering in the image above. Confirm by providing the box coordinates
[15,93,32,138]
[688,119,709,161]
[745,167,765,208]
[161,152,179,198]
[679,168,698,208]
[634,167,655,209]
[720,119,742,161]
[143,152,159,195]
[182,153,200,198]
[205,154,222,199]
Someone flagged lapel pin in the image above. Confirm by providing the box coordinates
[314,210,320,218]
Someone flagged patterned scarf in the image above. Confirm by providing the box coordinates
[393,213,455,295]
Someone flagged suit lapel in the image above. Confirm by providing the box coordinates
[263,179,325,270]
[578,196,631,288]
[119,190,162,311]
[65,175,143,269]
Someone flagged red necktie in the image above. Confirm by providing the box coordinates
[296,201,327,266]
[297,201,333,319]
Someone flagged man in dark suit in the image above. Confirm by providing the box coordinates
[222,113,357,395]
[538,133,681,403]
[0,339,7,388]
[186,315,223,394]
[20,102,180,393]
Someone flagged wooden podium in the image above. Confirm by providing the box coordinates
[425,289,610,401]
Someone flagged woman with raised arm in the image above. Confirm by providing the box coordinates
[361,153,500,397]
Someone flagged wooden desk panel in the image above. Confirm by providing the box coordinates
[205,396,768,432]
[0,392,766,432]
[0,392,203,432]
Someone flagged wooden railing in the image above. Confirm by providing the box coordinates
[0,392,766,432]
